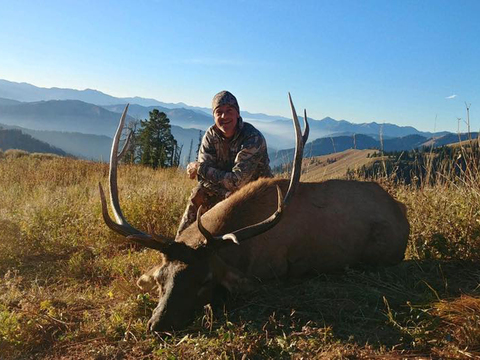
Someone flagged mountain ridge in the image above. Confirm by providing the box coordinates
[0,79,458,160]
[0,127,69,156]
[271,132,478,168]
[0,121,203,163]
[0,79,439,142]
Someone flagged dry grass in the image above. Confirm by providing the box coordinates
[1,150,480,359]
[301,149,379,181]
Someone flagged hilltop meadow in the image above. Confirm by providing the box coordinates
[1,147,480,359]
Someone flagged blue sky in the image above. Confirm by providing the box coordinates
[1,0,479,132]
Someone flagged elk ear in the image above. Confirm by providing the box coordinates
[137,272,158,292]
[136,256,166,292]
[210,255,257,293]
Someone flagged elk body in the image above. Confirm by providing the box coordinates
[100,97,410,332]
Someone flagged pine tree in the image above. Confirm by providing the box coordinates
[136,109,179,169]
[195,130,203,161]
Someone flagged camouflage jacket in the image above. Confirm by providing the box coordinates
[197,117,272,197]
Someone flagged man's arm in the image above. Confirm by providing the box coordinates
[197,133,268,192]
[186,130,217,180]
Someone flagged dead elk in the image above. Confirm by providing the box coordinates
[99,97,409,332]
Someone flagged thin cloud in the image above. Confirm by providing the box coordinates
[446,94,457,99]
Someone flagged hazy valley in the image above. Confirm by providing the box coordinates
[0,79,459,166]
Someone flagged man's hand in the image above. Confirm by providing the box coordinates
[187,162,200,179]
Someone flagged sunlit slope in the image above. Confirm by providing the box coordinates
[301,149,381,181]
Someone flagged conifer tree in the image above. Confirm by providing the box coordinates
[136,109,180,168]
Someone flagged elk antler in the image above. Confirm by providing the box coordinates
[99,104,174,251]
[197,93,309,245]
[117,128,134,160]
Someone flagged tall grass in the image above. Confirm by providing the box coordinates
[356,140,480,260]
[0,155,193,358]
[1,149,480,359]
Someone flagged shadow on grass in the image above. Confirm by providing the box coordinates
[203,259,480,351]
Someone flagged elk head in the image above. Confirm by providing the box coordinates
[99,95,309,332]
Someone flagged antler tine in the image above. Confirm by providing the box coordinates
[99,182,132,237]
[198,93,308,245]
[100,104,173,249]
[117,128,134,161]
[197,186,284,245]
[221,185,284,244]
[303,109,310,146]
[197,205,217,244]
[99,183,169,250]
[284,92,305,206]
[109,104,129,224]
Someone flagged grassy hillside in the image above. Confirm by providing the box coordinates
[300,149,379,181]
[276,148,388,182]
[354,139,480,186]
[271,133,476,169]
[1,154,479,359]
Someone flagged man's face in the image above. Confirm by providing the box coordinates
[213,105,239,139]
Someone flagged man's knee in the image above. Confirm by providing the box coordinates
[177,186,214,237]
[190,185,210,208]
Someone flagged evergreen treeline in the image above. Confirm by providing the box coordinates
[0,128,68,156]
[351,139,480,185]
[122,110,181,168]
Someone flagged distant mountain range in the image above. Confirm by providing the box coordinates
[0,122,204,164]
[0,79,461,163]
[0,124,112,160]
[0,93,444,152]
[0,79,289,120]
[271,132,478,168]
[103,104,214,130]
[0,99,129,135]
[0,98,204,162]
[0,79,180,108]
[0,127,68,156]
[251,116,448,150]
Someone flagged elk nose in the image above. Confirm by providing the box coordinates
[148,313,171,333]
[147,307,185,333]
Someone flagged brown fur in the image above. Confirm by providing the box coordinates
[144,178,409,289]
[138,178,409,331]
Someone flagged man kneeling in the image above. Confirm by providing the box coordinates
[177,90,272,237]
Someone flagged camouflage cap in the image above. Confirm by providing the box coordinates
[212,90,240,114]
